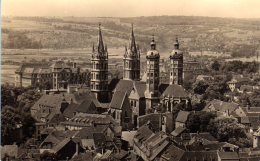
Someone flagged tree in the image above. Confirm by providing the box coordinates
[207,116,251,147]
[193,81,209,95]
[1,106,36,145]
[211,60,220,71]
[186,111,216,133]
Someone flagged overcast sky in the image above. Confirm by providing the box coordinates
[2,0,260,18]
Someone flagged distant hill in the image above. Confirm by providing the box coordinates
[2,16,260,57]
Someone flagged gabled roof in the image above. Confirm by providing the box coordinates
[64,113,117,126]
[75,125,110,139]
[51,138,71,154]
[171,126,186,137]
[131,81,146,98]
[93,133,106,147]
[70,152,94,161]
[63,103,78,118]
[176,111,190,123]
[47,113,66,124]
[109,91,128,110]
[134,123,154,143]
[161,144,185,161]
[76,99,98,114]
[181,151,218,161]
[113,150,129,160]
[161,84,188,98]
[241,116,260,130]
[113,79,134,95]
[190,132,217,142]
[204,99,239,113]
[218,152,239,160]
[50,61,70,69]
[40,134,61,148]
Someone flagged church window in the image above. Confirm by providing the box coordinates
[134,101,136,107]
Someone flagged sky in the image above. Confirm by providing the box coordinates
[2,0,260,18]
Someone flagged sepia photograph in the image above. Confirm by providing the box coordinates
[1,0,260,160]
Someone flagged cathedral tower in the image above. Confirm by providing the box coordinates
[91,24,109,102]
[144,36,160,113]
[123,24,140,81]
[169,37,183,85]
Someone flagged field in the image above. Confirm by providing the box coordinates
[2,16,260,84]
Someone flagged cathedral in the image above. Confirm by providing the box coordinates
[91,24,189,129]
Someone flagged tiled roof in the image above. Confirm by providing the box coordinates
[133,81,146,98]
[40,134,60,148]
[176,111,190,123]
[122,131,137,147]
[81,139,95,149]
[109,91,128,110]
[181,151,218,161]
[190,132,217,142]
[66,113,117,126]
[134,124,154,143]
[161,84,188,98]
[112,150,129,160]
[138,113,161,131]
[113,79,135,95]
[76,99,98,114]
[93,133,106,147]
[75,125,110,139]
[63,103,78,118]
[47,113,66,124]
[51,138,71,153]
[70,152,94,161]
[204,99,239,113]
[161,144,185,161]
[218,152,239,160]
[171,126,186,137]
[241,116,260,130]
[50,61,70,69]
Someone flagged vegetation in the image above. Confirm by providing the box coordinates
[207,116,252,147]
[186,111,216,133]
[3,16,260,57]
[1,85,42,145]
[1,106,36,145]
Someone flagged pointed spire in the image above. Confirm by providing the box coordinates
[174,36,179,50]
[92,42,95,52]
[97,23,105,54]
[150,34,156,50]
[104,44,107,52]
[125,44,127,51]
[129,23,137,53]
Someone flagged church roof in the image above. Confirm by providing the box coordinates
[109,91,128,110]
[113,79,135,95]
[175,111,190,123]
[161,84,188,98]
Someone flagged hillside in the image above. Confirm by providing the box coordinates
[2,16,260,57]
